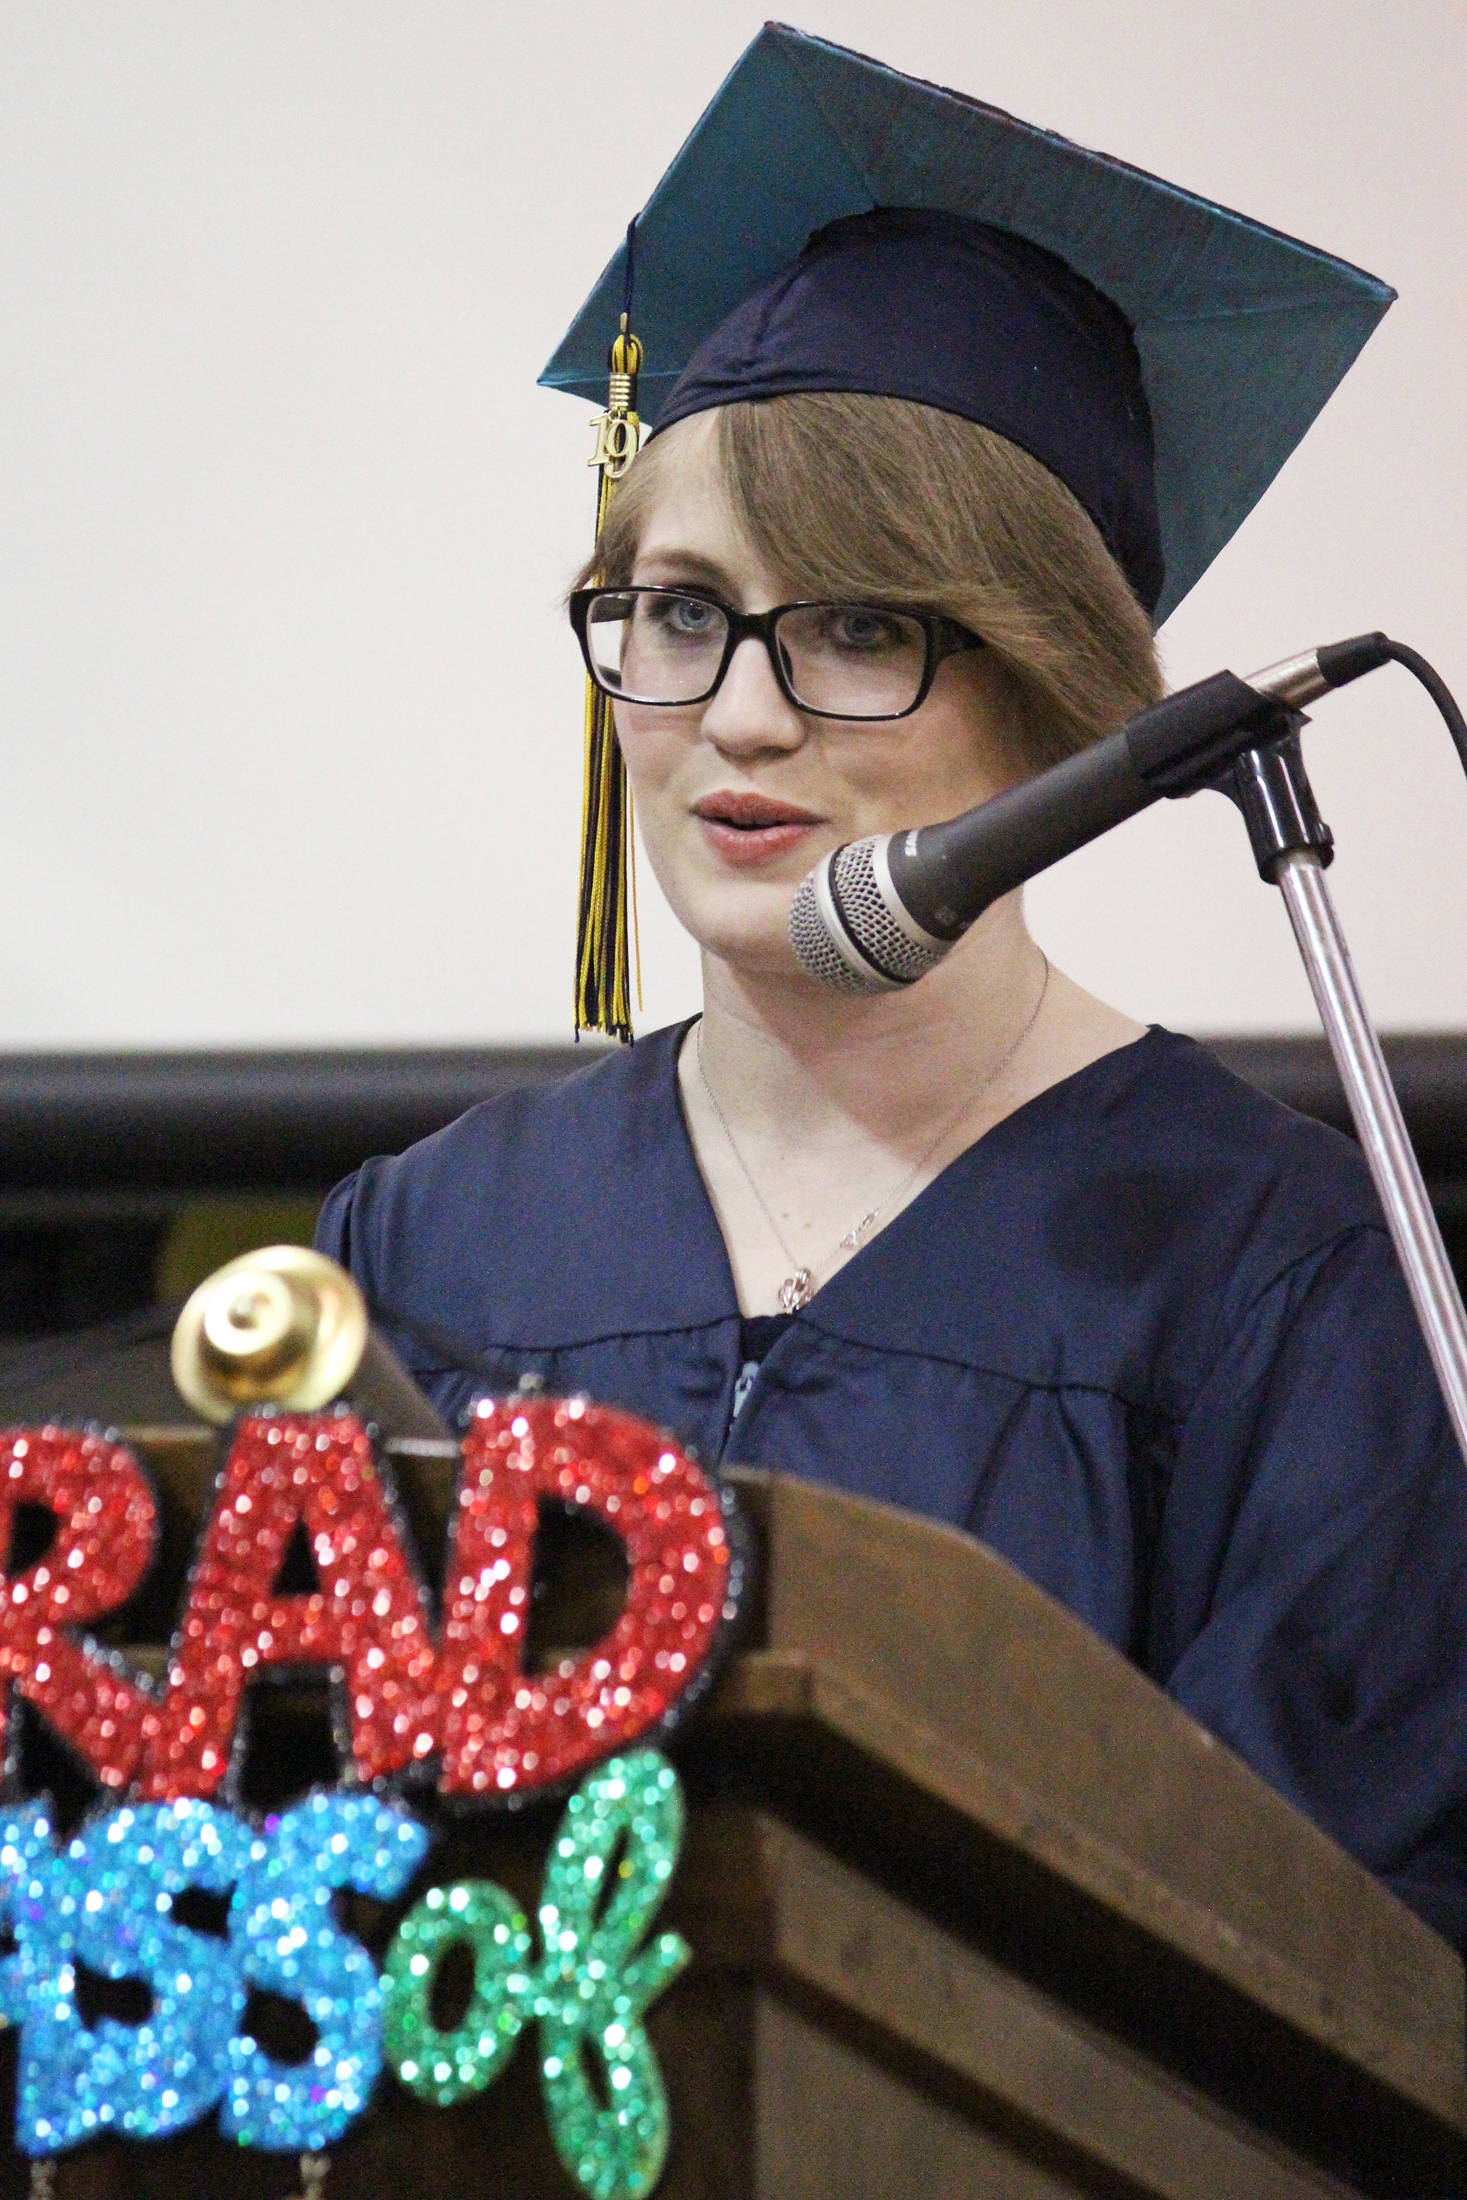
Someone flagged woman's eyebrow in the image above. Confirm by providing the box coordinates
[631,550,733,591]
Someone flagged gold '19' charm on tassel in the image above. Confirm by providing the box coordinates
[576,310,644,1041]
[588,323,642,482]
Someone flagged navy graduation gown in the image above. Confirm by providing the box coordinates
[317,1023,1467,1951]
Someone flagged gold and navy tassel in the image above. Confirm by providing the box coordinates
[576,275,644,1041]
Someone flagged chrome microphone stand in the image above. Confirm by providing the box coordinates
[1227,734,1467,1461]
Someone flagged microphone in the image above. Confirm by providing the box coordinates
[789,632,1393,994]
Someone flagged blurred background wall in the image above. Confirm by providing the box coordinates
[4,0,1465,1050]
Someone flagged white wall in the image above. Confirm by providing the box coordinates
[3,1,1463,1046]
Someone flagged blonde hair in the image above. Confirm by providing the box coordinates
[582,391,1162,775]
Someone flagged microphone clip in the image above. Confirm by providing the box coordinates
[1216,722,1335,883]
[1126,673,1299,799]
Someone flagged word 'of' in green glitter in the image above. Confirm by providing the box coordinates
[383,1750,690,2200]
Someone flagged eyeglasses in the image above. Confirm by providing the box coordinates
[569,586,985,722]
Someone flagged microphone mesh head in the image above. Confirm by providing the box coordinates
[789,871,884,993]
[828,839,946,984]
[788,841,948,993]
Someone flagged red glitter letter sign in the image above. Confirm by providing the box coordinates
[1,1397,738,1810]
[0,1426,156,1790]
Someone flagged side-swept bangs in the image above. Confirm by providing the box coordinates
[577,391,1162,774]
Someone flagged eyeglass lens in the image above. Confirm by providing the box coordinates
[585,590,930,717]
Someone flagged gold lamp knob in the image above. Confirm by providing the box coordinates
[171,1246,369,1425]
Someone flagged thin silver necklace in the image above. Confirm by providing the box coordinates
[695,953,1051,1314]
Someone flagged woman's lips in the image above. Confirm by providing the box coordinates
[691,792,822,867]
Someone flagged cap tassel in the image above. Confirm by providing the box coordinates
[576,315,644,1040]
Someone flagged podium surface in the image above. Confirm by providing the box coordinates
[1,1430,1460,2199]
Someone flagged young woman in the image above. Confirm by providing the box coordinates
[318,64,1467,1950]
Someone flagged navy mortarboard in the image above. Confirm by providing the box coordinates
[544,23,1394,1038]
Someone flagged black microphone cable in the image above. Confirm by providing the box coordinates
[1370,638,1467,780]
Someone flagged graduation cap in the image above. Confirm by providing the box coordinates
[544,22,1394,1037]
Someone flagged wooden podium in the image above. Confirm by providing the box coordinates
[5,1431,1464,2199]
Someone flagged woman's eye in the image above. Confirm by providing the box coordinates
[644,594,721,640]
[824,608,905,653]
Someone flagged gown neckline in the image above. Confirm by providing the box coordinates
[669,1015,1170,1325]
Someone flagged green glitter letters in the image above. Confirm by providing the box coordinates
[383,1750,690,2200]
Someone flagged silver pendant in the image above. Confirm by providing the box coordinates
[779,1268,814,1314]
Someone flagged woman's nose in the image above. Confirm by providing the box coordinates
[699,634,807,755]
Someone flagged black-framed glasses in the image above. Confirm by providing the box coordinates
[569,586,985,722]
